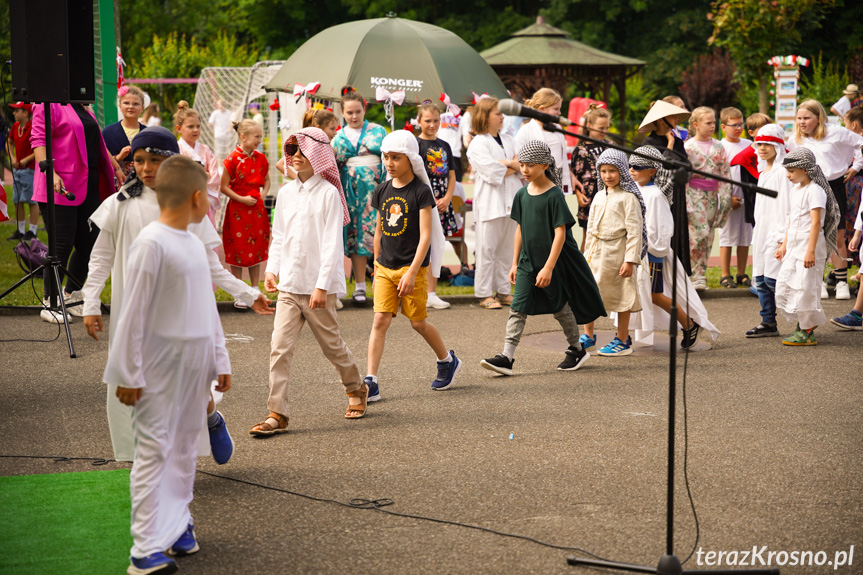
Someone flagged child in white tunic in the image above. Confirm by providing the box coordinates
[745,125,793,338]
[82,127,270,463]
[582,148,647,356]
[627,146,719,349]
[466,97,522,309]
[104,156,231,573]
[775,148,840,345]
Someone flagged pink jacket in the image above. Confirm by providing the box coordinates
[30,103,115,207]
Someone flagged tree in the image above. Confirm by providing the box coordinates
[679,50,740,112]
[708,0,834,113]
[129,32,260,121]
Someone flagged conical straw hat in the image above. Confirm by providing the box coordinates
[638,100,692,134]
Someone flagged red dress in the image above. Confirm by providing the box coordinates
[223,146,270,267]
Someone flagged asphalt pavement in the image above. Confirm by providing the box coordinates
[1,292,861,574]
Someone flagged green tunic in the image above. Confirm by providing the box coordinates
[510,185,606,323]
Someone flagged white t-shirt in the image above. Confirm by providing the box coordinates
[831,96,852,118]
[209,109,233,138]
[787,182,827,260]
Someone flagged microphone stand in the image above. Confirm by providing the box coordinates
[533,122,779,575]
[0,103,81,358]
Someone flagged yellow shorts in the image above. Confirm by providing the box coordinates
[373,263,428,321]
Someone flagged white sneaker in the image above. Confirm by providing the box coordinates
[426,293,451,309]
[335,298,344,310]
[821,281,829,299]
[41,308,72,324]
[692,278,708,291]
[233,300,250,309]
[835,280,851,300]
[64,290,85,317]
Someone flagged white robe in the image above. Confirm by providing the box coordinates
[103,222,230,558]
[626,184,720,345]
[85,185,257,461]
[776,183,828,329]
[466,133,522,222]
[751,164,793,279]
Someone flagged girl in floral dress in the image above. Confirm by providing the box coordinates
[332,85,387,304]
[220,119,270,304]
[571,104,612,247]
[684,107,732,290]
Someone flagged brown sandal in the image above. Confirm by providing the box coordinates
[249,412,289,436]
[345,383,369,419]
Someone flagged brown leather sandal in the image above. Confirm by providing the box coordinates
[345,383,369,419]
[249,412,289,436]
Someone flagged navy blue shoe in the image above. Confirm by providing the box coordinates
[432,350,462,391]
[364,376,381,402]
[128,552,177,574]
[168,521,200,556]
[208,411,234,465]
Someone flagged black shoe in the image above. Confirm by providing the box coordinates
[745,323,779,338]
[681,322,701,349]
[23,230,37,241]
[6,229,22,241]
[480,354,514,376]
[557,345,589,371]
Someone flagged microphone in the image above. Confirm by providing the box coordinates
[57,185,76,201]
[498,99,572,127]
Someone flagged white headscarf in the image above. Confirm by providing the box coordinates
[379,130,447,278]
[752,124,787,173]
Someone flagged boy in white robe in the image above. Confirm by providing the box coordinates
[746,124,793,337]
[82,127,272,463]
[627,146,719,348]
[104,156,231,574]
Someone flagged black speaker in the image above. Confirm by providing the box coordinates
[10,0,96,103]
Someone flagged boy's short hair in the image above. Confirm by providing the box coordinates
[745,113,772,134]
[153,155,208,209]
[720,107,744,125]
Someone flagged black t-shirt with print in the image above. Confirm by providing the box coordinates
[372,177,436,270]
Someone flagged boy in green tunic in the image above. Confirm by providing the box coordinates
[481,141,606,375]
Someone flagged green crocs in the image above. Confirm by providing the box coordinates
[782,327,817,346]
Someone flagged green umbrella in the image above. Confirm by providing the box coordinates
[264,14,508,111]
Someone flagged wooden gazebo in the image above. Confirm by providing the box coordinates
[481,16,645,132]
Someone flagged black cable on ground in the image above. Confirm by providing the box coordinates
[0,453,613,562]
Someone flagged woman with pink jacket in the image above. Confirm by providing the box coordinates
[31,103,122,322]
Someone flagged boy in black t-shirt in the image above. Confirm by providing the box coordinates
[364,131,462,401]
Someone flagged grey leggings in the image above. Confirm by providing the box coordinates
[505,303,582,350]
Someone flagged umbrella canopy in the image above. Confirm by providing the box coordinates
[264,15,508,107]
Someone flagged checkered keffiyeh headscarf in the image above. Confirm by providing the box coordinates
[630,145,674,205]
[517,140,562,189]
[596,148,648,260]
[287,127,349,225]
[782,147,840,256]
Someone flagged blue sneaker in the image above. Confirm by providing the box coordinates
[168,521,200,556]
[597,336,632,356]
[208,411,233,465]
[831,310,863,330]
[432,350,462,391]
[365,376,381,402]
[579,334,596,350]
[128,552,177,574]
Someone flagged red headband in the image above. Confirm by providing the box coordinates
[755,135,784,145]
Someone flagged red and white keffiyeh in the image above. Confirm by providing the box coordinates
[286,127,350,225]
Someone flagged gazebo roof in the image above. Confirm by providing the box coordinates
[481,16,645,68]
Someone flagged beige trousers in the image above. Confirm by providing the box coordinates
[268,292,362,418]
